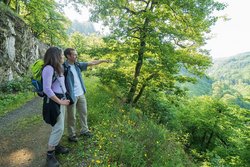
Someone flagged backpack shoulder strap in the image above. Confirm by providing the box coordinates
[52,72,57,83]
[63,63,69,78]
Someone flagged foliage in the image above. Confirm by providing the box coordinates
[0,76,35,116]
[182,75,213,97]
[0,76,33,93]
[2,0,71,45]
[208,52,250,108]
[135,88,249,166]
[0,92,34,117]
[208,52,250,84]
[64,32,105,57]
[212,81,250,109]
[186,52,250,109]
[85,0,225,104]
[172,67,213,97]
[21,0,70,45]
[58,77,195,166]
[0,1,18,16]
[168,96,249,166]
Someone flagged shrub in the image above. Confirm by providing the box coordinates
[0,76,32,93]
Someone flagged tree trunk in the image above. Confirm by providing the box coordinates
[132,81,146,105]
[201,131,207,149]
[133,73,156,104]
[216,135,229,147]
[15,0,19,14]
[126,17,150,104]
[126,1,154,104]
[3,0,11,5]
[205,131,214,150]
[126,32,146,103]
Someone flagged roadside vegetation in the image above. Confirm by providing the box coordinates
[2,75,249,166]
[58,77,195,167]
[0,76,35,117]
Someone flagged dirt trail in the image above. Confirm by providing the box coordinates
[0,97,50,167]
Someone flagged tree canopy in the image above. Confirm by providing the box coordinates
[1,0,74,45]
[84,0,226,104]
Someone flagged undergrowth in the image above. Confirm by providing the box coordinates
[0,92,35,117]
[0,76,35,117]
[1,76,195,166]
[58,77,195,167]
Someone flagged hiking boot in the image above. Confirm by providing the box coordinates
[68,135,78,142]
[46,151,60,167]
[80,131,93,138]
[55,144,69,154]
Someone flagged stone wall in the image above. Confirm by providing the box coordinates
[0,4,48,82]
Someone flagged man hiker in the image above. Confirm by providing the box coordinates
[63,48,110,142]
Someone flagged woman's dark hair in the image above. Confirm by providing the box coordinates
[43,47,63,75]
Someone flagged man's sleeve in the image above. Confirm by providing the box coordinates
[79,62,88,71]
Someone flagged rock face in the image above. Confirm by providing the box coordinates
[0,5,48,82]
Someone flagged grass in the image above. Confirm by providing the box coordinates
[0,92,35,117]
[10,115,43,131]
[58,76,195,167]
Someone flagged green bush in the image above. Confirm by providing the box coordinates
[105,115,195,167]
[0,76,34,116]
[0,76,32,93]
[169,96,249,166]
[0,92,34,117]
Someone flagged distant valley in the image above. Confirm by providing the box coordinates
[185,52,250,109]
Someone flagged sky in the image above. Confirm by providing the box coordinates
[204,0,250,59]
[64,0,250,59]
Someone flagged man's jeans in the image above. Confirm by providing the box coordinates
[67,94,89,137]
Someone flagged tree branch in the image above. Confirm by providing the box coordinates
[216,134,229,147]
[133,73,157,104]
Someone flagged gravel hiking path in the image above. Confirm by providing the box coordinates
[0,97,50,167]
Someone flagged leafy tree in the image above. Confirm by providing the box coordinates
[133,89,249,165]
[1,0,11,6]
[168,96,249,166]
[21,0,70,45]
[65,32,104,57]
[85,0,226,105]
[64,32,88,55]
[1,0,72,45]
[1,0,20,13]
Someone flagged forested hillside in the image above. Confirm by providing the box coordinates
[209,52,250,84]
[182,74,213,96]
[186,52,250,109]
[210,52,250,107]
